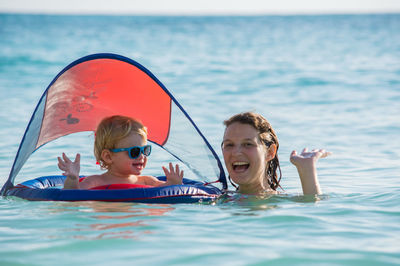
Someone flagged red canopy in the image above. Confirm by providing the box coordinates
[38,58,171,148]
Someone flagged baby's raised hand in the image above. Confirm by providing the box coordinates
[58,153,81,179]
[162,163,183,185]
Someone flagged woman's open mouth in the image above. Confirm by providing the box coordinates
[232,162,249,172]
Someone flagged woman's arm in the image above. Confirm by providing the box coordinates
[290,148,331,195]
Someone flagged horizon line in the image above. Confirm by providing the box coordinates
[1,9,400,16]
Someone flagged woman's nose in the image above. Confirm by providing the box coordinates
[232,145,242,154]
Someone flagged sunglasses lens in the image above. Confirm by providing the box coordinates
[143,145,151,156]
[129,147,141,159]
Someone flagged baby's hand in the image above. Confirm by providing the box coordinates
[162,163,183,185]
[290,148,331,168]
[58,153,81,179]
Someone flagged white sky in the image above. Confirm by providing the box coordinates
[0,0,400,15]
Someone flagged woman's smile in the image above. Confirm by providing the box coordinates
[232,161,250,172]
[222,122,268,188]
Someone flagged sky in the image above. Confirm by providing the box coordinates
[0,0,400,15]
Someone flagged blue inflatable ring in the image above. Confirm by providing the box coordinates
[6,175,222,203]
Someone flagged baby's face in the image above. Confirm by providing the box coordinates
[111,132,148,175]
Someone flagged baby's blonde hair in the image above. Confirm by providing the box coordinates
[94,115,148,169]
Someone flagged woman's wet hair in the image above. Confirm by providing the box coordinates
[223,112,282,190]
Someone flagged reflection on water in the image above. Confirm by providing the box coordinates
[51,202,174,240]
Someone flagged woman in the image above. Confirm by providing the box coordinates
[221,112,330,195]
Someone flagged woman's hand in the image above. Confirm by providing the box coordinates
[162,163,184,185]
[290,148,331,195]
[290,148,331,168]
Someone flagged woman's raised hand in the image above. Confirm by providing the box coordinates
[290,148,331,167]
[290,148,331,195]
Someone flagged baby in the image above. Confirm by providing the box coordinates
[58,115,183,189]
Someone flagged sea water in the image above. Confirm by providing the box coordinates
[0,14,399,265]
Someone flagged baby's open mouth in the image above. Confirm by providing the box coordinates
[232,162,249,172]
[132,162,144,169]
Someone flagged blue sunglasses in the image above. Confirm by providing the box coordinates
[110,145,152,159]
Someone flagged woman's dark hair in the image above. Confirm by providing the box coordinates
[223,112,282,190]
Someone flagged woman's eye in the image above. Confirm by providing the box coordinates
[244,143,254,147]
[223,143,233,149]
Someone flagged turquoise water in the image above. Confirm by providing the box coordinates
[1,14,400,265]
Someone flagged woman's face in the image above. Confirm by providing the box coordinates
[222,122,272,192]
